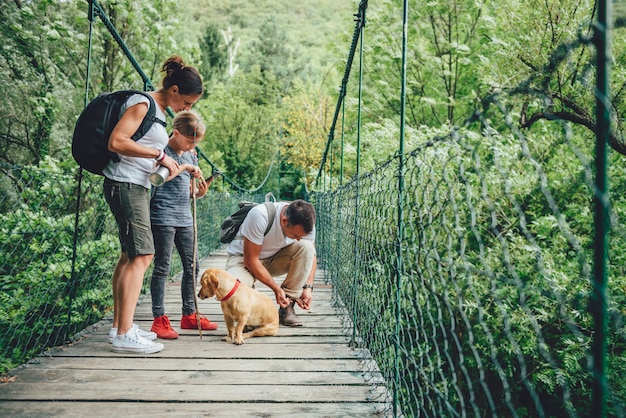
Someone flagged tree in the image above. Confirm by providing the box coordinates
[0,0,200,166]
[197,69,280,190]
[362,0,491,128]
[198,24,229,88]
[0,0,84,165]
[245,16,298,97]
[280,84,333,190]
[483,0,626,154]
[341,0,625,160]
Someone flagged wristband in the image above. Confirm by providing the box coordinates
[302,284,313,290]
[155,149,165,162]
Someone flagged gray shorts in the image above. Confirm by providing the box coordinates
[103,178,154,257]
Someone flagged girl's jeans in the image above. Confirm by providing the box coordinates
[150,225,199,318]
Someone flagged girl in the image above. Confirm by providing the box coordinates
[149,111,220,339]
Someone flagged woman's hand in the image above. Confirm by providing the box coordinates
[158,155,179,178]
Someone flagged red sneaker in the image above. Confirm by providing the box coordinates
[180,313,218,331]
[151,315,179,339]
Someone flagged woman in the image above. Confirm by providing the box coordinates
[104,56,203,354]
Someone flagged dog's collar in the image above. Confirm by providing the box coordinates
[220,279,241,302]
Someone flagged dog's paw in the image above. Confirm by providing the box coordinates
[234,338,245,345]
[222,336,233,342]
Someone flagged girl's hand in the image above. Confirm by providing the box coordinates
[187,165,203,179]
[195,177,208,198]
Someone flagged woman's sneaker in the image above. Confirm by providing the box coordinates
[111,328,164,354]
[108,324,157,344]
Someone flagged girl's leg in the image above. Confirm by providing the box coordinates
[150,225,176,318]
[174,226,197,316]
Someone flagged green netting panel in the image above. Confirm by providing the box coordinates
[0,162,247,373]
[316,117,626,416]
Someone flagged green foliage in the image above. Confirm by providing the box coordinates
[0,159,119,374]
[193,0,353,79]
[245,16,297,95]
[196,69,280,190]
[0,0,199,167]
[199,24,229,87]
[0,1,79,166]
[335,0,626,171]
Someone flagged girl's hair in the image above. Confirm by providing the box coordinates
[173,110,206,141]
[161,55,204,96]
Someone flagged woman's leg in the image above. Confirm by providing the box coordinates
[111,253,129,330]
[116,253,153,335]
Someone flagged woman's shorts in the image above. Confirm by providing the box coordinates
[103,178,154,257]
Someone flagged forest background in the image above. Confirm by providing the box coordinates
[0,0,355,198]
[1,0,625,196]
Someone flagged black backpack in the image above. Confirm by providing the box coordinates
[71,90,167,175]
[220,201,277,244]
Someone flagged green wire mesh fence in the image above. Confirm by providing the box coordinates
[316,119,626,416]
[315,0,625,417]
[0,161,246,373]
[0,0,268,375]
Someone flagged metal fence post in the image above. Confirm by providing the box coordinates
[591,1,611,416]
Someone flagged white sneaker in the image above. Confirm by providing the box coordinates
[111,328,164,354]
[109,324,157,343]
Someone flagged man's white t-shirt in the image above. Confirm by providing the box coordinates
[226,201,315,260]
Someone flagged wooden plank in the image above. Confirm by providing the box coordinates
[16,357,369,372]
[0,402,389,417]
[0,383,389,402]
[6,369,384,386]
[44,342,366,359]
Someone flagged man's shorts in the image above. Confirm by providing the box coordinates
[103,178,154,257]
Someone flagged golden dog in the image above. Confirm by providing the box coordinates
[198,268,279,345]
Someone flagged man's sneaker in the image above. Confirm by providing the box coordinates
[111,328,164,354]
[180,313,218,331]
[108,324,157,343]
[151,315,179,339]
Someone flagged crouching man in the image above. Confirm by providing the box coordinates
[225,199,316,326]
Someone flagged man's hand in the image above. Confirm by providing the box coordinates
[296,288,312,310]
[275,288,290,308]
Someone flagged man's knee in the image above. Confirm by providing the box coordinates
[225,265,255,288]
[294,240,315,259]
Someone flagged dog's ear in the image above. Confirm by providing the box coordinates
[207,271,219,294]
[198,270,215,299]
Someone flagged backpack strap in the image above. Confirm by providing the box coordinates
[131,91,167,141]
[262,202,277,237]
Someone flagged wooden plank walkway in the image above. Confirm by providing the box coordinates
[0,248,390,417]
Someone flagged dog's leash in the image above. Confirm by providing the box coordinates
[191,178,203,339]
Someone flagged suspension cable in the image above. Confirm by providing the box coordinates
[314,0,368,188]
